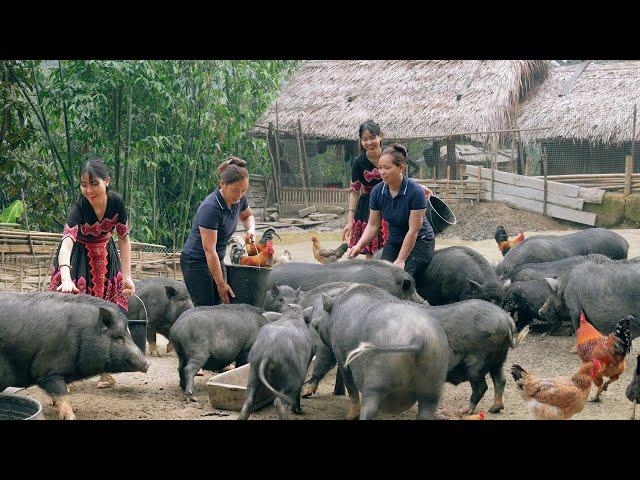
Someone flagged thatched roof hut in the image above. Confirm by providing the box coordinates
[251,60,550,141]
[519,61,640,145]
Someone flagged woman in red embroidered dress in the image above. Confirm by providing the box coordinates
[342,120,389,258]
[49,157,135,389]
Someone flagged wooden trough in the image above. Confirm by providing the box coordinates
[207,363,274,412]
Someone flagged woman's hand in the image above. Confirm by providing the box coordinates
[217,281,236,304]
[57,278,79,294]
[122,275,135,297]
[245,228,256,244]
[347,244,361,258]
[342,218,354,243]
[422,185,433,198]
[393,259,406,270]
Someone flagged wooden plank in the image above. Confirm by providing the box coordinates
[559,61,590,97]
[466,165,580,197]
[478,180,584,209]
[626,155,633,196]
[479,192,597,226]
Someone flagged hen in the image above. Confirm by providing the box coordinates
[311,236,348,264]
[274,249,292,265]
[576,311,632,402]
[626,354,640,420]
[227,229,278,267]
[511,360,602,420]
[494,225,525,257]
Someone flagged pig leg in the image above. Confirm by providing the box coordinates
[291,389,303,415]
[358,393,382,420]
[177,354,187,391]
[238,370,259,420]
[274,397,289,420]
[461,375,488,415]
[416,397,439,420]
[341,367,361,420]
[334,365,345,396]
[147,327,159,357]
[184,357,207,401]
[166,342,174,354]
[488,366,506,413]
[302,346,336,397]
[40,375,75,420]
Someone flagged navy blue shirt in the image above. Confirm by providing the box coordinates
[182,190,249,261]
[370,176,434,245]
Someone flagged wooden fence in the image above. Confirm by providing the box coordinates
[279,187,350,205]
[415,179,481,201]
[533,173,640,191]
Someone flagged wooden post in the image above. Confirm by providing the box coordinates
[297,118,312,194]
[491,136,498,203]
[625,155,633,196]
[274,103,282,194]
[446,137,457,180]
[632,104,637,175]
[266,123,280,208]
[543,146,549,216]
[296,121,310,206]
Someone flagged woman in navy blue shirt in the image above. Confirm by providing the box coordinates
[181,157,256,305]
[347,144,435,279]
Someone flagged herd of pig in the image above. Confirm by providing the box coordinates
[1,227,639,420]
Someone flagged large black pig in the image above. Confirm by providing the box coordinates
[502,279,561,330]
[415,246,503,306]
[237,304,314,420]
[539,260,640,338]
[268,259,426,303]
[495,228,628,279]
[506,254,611,283]
[169,304,279,401]
[127,278,193,356]
[426,300,529,414]
[0,292,150,420]
[314,284,449,420]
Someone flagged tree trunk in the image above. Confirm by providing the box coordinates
[123,91,132,207]
[114,88,121,192]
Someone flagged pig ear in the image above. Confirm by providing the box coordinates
[262,312,281,322]
[321,293,334,313]
[271,283,280,296]
[98,307,116,330]
[165,286,178,299]
[544,277,560,292]
[302,306,314,324]
[401,278,413,293]
[466,278,482,292]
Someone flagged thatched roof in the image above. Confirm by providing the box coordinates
[519,61,640,144]
[251,60,550,141]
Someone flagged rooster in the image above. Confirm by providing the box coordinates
[511,360,602,420]
[494,225,525,257]
[244,228,281,256]
[311,236,349,264]
[625,354,640,420]
[576,311,633,402]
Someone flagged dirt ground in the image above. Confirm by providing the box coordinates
[13,202,640,420]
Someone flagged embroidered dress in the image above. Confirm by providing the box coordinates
[48,191,130,311]
[348,152,389,255]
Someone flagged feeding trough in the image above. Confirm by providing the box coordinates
[207,363,274,412]
[426,195,457,234]
[225,263,272,307]
[0,393,44,420]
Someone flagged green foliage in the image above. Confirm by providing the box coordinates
[0,200,24,223]
[0,60,300,247]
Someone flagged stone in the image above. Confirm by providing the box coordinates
[308,213,338,221]
[298,205,317,218]
[317,205,345,215]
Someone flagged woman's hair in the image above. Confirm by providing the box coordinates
[380,143,408,167]
[80,157,111,190]
[358,120,383,154]
[218,156,249,184]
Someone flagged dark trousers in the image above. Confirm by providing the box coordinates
[180,251,226,307]
[381,236,435,279]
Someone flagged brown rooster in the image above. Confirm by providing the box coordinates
[626,354,640,420]
[244,228,281,256]
[576,311,633,402]
[494,225,525,257]
[511,360,602,420]
[311,236,348,264]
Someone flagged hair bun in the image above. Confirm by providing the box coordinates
[227,156,247,169]
[393,143,408,157]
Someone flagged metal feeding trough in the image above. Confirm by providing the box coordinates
[207,363,274,412]
[0,393,44,420]
[426,195,457,234]
[225,263,272,308]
